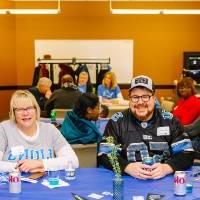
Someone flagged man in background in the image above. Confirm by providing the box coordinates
[29,77,52,114]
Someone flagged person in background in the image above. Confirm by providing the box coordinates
[29,77,52,113]
[172,77,200,125]
[172,77,200,153]
[97,71,123,104]
[58,63,76,87]
[0,90,78,173]
[77,71,93,93]
[98,75,194,179]
[45,74,81,116]
[61,93,102,144]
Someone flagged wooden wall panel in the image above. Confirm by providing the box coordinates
[1,1,200,119]
[15,2,200,87]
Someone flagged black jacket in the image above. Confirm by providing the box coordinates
[98,109,194,173]
[45,86,81,116]
[28,87,47,111]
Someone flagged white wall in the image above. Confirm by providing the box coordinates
[35,40,133,84]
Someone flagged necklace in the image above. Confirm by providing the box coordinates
[141,122,148,129]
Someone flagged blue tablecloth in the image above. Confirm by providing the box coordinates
[0,168,200,200]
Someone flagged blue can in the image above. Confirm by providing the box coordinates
[143,157,154,165]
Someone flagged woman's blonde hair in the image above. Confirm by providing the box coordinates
[102,71,117,89]
[9,90,40,122]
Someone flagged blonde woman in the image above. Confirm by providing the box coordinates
[97,71,123,103]
[0,90,78,172]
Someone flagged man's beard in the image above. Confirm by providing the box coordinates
[133,104,154,121]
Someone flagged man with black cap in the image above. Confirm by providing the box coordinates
[98,75,194,179]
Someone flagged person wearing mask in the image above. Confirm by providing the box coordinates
[77,71,93,93]
[29,77,52,113]
[61,93,102,144]
[97,71,123,104]
[98,75,194,179]
[0,90,78,172]
[45,74,81,116]
[172,77,200,125]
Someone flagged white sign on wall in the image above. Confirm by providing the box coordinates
[35,40,133,84]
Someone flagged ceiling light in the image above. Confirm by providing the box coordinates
[163,9,200,14]
[0,9,60,14]
[111,9,161,14]
[111,8,200,15]
[110,0,200,15]
[0,0,60,14]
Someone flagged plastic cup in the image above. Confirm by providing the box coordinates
[48,171,60,185]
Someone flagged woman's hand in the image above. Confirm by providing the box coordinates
[17,159,44,173]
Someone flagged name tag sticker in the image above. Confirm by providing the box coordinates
[11,145,24,156]
[157,127,170,136]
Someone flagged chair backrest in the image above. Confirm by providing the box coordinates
[71,143,97,168]
[95,118,109,135]
[40,117,64,124]
[53,109,72,118]
[107,105,128,118]
[160,100,175,112]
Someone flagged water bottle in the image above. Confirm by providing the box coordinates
[50,110,57,126]
[0,172,8,185]
[92,87,96,94]
[65,160,76,180]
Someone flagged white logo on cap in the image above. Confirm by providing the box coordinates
[135,77,149,85]
[130,75,154,92]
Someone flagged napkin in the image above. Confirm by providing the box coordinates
[41,179,69,189]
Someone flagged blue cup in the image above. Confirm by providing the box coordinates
[48,171,60,185]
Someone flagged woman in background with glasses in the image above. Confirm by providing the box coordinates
[0,90,78,173]
[172,77,200,125]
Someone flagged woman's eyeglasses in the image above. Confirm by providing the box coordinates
[14,106,36,114]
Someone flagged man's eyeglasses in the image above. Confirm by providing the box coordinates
[130,95,153,103]
[14,106,36,114]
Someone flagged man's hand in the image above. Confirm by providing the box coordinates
[149,163,174,179]
[124,162,152,179]
[17,159,44,173]
[45,90,52,99]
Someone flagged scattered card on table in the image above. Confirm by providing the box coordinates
[133,196,145,200]
[146,193,165,200]
[87,193,104,199]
